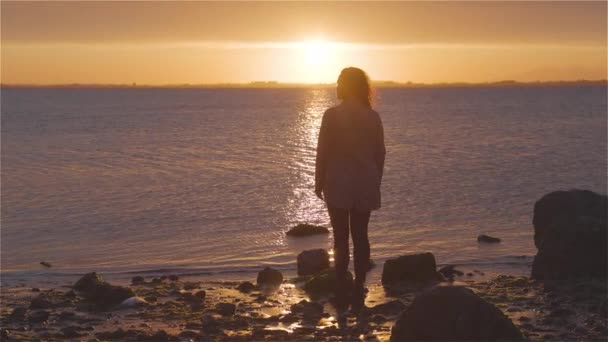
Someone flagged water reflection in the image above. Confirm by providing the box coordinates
[285,89,333,228]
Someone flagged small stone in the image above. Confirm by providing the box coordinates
[61,326,82,338]
[28,310,50,323]
[256,295,267,302]
[194,290,206,300]
[168,274,179,281]
[573,326,588,334]
[144,296,158,303]
[183,282,199,290]
[215,302,236,316]
[31,287,40,292]
[29,295,51,309]
[40,261,52,267]
[236,281,256,293]
[178,330,200,339]
[477,234,501,243]
[518,316,531,322]
[95,328,128,340]
[9,306,27,321]
[131,276,145,285]
[59,311,76,321]
[257,267,283,287]
[371,314,387,323]
[369,300,406,317]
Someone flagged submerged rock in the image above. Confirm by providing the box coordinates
[532,189,607,280]
[286,223,330,237]
[390,286,524,341]
[477,234,501,243]
[438,265,464,280]
[382,253,443,285]
[297,249,330,276]
[257,267,283,287]
[40,261,52,268]
[73,272,136,309]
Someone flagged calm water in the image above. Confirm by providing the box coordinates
[1,86,606,280]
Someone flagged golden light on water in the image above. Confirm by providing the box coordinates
[284,89,333,228]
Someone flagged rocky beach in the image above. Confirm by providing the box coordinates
[1,190,606,341]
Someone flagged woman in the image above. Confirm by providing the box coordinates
[315,67,385,312]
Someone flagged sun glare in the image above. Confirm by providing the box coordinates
[295,39,341,83]
[304,40,331,65]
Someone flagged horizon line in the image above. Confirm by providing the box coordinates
[2,79,607,89]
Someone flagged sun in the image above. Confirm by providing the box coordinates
[304,40,331,66]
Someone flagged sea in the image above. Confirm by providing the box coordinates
[1,85,606,284]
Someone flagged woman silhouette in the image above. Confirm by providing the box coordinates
[315,67,385,313]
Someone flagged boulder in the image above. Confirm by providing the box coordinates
[531,190,607,280]
[286,224,330,237]
[382,253,443,285]
[390,286,524,341]
[297,249,330,276]
[303,268,353,297]
[256,267,283,287]
[73,272,136,309]
[477,234,501,243]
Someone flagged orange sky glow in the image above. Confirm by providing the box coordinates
[1,2,606,85]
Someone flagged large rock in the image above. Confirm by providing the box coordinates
[256,267,283,287]
[297,249,330,276]
[73,272,135,309]
[382,253,443,285]
[531,189,607,280]
[303,268,353,297]
[390,286,523,341]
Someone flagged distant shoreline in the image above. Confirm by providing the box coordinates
[1,80,606,89]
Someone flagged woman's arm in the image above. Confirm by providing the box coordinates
[315,110,331,200]
[375,112,386,179]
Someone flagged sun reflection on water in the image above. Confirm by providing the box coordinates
[285,89,334,228]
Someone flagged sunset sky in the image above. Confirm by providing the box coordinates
[1,1,606,85]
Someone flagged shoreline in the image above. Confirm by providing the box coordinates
[2,263,605,341]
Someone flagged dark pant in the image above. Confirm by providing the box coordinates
[327,205,371,285]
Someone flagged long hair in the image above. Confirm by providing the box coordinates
[337,67,372,109]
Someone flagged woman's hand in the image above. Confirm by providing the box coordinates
[315,186,324,201]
